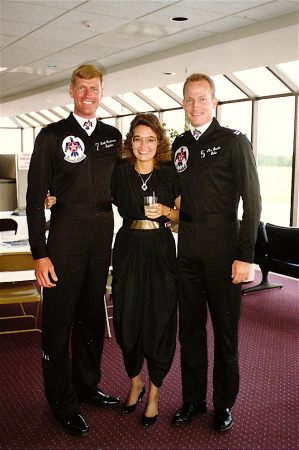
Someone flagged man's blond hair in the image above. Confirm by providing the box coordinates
[71,64,103,85]
[183,73,215,98]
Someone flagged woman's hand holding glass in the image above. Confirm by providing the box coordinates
[145,202,169,219]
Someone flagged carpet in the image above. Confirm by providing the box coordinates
[0,271,298,450]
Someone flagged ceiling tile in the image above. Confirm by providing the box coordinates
[76,0,178,20]
[9,0,85,8]
[198,15,257,33]
[0,0,72,23]
[47,9,130,29]
[0,20,41,38]
[235,0,299,21]
[1,47,44,66]
[0,0,297,118]
[106,20,182,41]
[158,28,215,44]
[178,0,271,15]
[137,5,224,26]
[84,32,153,49]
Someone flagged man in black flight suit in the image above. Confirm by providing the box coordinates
[171,73,261,432]
[26,64,122,437]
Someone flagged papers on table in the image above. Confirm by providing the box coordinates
[2,239,29,247]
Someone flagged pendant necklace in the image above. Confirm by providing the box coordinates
[138,171,153,191]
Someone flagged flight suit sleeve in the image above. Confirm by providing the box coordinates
[231,135,261,262]
[26,129,55,259]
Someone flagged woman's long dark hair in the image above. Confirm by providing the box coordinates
[120,113,172,167]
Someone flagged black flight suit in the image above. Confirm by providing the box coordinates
[173,118,261,411]
[26,113,122,415]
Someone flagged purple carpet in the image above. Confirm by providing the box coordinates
[0,271,298,449]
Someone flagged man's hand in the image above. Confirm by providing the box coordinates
[35,257,58,288]
[45,192,56,209]
[231,260,250,284]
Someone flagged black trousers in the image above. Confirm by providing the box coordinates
[112,227,177,388]
[41,209,113,416]
[178,219,241,411]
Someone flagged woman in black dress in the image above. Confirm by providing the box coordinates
[112,113,180,426]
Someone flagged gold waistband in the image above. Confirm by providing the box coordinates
[123,220,165,230]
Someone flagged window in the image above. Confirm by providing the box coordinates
[218,101,252,141]
[162,109,186,139]
[0,129,21,154]
[233,67,291,96]
[256,97,295,226]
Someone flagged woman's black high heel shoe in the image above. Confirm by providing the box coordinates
[141,400,159,426]
[141,413,158,426]
[120,386,145,414]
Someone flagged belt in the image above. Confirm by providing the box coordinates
[123,220,166,230]
[56,201,112,212]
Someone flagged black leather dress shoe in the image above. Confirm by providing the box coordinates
[79,390,121,408]
[213,408,233,432]
[54,412,90,436]
[171,401,207,426]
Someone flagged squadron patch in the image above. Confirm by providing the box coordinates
[62,136,86,163]
[174,146,189,173]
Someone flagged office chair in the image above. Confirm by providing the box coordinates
[242,222,284,294]
[265,223,299,279]
[0,252,41,335]
[0,218,18,234]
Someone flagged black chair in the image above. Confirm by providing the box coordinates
[0,218,18,234]
[242,222,284,295]
[265,223,299,279]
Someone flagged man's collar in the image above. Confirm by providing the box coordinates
[73,113,97,129]
[190,121,212,136]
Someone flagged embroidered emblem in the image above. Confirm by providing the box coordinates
[174,146,189,173]
[62,136,86,163]
[83,120,92,130]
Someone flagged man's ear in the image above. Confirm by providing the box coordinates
[69,85,74,99]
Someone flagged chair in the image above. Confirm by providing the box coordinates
[104,272,113,338]
[0,218,18,235]
[242,222,284,294]
[265,223,299,279]
[0,252,41,335]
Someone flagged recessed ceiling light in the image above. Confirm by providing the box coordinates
[171,17,188,22]
[164,72,176,76]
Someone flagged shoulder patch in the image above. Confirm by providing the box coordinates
[62,136,86,163]
[174,146,189,173]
